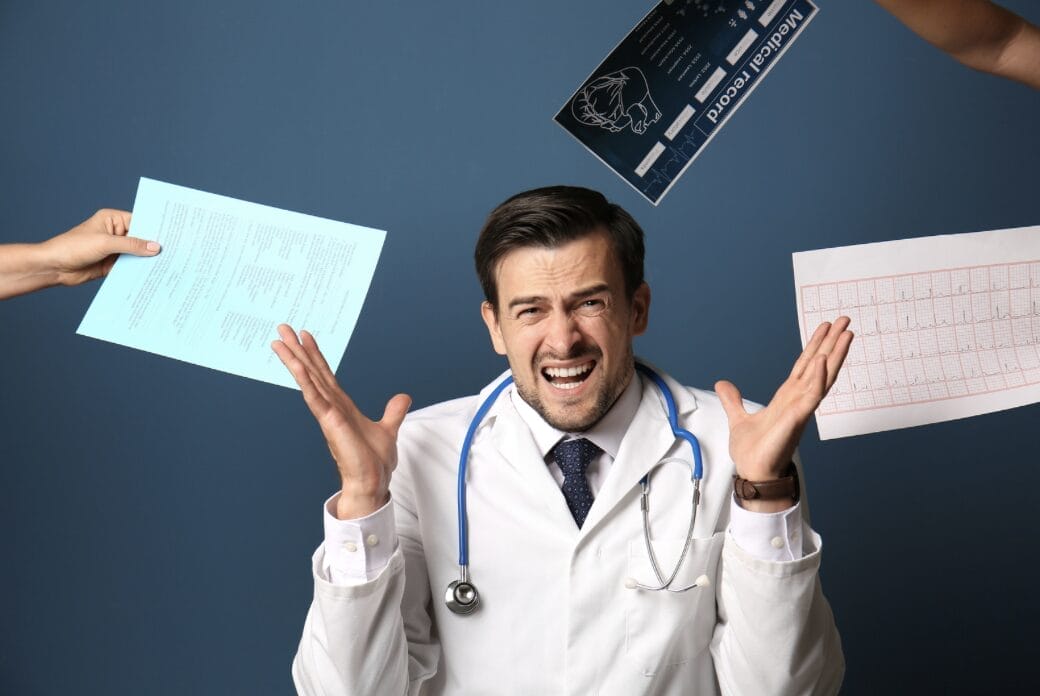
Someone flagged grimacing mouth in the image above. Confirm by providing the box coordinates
[540,360,596,390]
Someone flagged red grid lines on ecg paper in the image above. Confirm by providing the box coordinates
[800,260,1040,416]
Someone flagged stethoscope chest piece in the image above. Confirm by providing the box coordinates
[445,579,480,614]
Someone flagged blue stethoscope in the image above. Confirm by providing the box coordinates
[445,363,707,615]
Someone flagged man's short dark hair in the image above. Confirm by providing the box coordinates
[474,186,646,309]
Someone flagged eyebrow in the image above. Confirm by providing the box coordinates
[506,283,611,310]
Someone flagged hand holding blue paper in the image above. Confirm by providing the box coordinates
[77,178,386,388]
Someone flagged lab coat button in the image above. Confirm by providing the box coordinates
[343,541,358,553]
[366,534,379,547]
[770,536,784,549]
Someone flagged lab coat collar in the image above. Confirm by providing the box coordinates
[480,370,580,532]
[579,359,699,537]
[508,372,642,461]
[477,360,700,537]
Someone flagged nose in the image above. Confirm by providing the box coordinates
[545,310,582,356]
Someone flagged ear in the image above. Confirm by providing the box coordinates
[630,282,650,336]
[480,301,508,355]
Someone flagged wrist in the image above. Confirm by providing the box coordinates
[0,243,60,298]
[36,238,77,286]
[733,461,799,513]
[735,496,794,513]
[335,489,390,520]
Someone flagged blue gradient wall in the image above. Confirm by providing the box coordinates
[1,1,1037,693]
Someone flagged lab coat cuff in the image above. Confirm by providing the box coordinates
[727,496,806,562]
[320,492,399,585]
[311,543,406,599]
[723,525,823,579]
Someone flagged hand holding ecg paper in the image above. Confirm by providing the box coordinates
[793,225,1040,439]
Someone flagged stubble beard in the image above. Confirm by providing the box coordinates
[515,345,635,432]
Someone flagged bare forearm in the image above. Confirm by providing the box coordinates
[0,243,60,300]
[877,0,1040,88]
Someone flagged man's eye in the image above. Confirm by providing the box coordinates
[516,307,540,318]
[577,299,606,314]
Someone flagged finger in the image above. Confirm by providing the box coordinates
[278,323,315,367]
[380,393,413,438]
[824,329,854,391]
[714,380,748,425]
[300,330,336,383]
[281,324,361,413]
[810,353,827,397]
[93,209,132,240]
[99,256,117,277]
[277,322,302,346]
[271,339,331,415]
[105,209,132,236]
[276,324,333,401]
[797,354,830,420]
[115,210,132,234]
[298,328,345,400]
[107,234,161,257]
[790,321,831,379]
[816,316,852,361]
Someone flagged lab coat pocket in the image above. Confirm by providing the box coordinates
[624,533,724,676]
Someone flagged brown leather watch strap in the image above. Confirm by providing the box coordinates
[732,462,800,502]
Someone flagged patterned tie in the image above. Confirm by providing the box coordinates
[552,438,600,528]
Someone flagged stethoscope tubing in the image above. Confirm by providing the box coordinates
[451,362,705,613]
[456,374,514,567]
[634,363,703,481]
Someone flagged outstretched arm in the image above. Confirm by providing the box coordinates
[876,0,1040,89]
[0,209,160,300]
[273,326,425,695]
[711,320,851,694]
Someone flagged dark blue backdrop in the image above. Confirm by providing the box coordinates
[2,1,1038,693]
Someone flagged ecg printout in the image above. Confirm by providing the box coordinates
[793,225,1040,439]
[77,178,386,389]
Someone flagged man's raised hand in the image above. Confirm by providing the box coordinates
[272,324,411,519]
[715,317,853,510]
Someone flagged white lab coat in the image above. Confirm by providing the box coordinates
[292,368,844,695]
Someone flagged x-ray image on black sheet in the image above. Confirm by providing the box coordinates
[556,0,817,205]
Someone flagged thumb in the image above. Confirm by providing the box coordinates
[109,235,161,257]
[714,380,747,425]
[380,393,413,437]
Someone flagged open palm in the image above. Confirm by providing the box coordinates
[272,324,411,519]
[716,318,853,482]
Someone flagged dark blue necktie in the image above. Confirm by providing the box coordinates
[552,438,600,528]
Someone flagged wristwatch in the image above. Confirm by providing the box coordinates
[732,461,800,502]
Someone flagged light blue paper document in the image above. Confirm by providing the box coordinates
[77,178,386,389]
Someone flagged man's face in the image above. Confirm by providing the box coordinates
[480,231,650,432]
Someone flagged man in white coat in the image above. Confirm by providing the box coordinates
[273,186,851,695]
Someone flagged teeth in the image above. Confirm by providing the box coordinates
[552,381,582,390]
[544,363,593,378]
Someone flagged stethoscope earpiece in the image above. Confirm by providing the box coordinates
[445,579,480,614]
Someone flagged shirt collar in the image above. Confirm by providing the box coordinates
[509,371,643,460]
